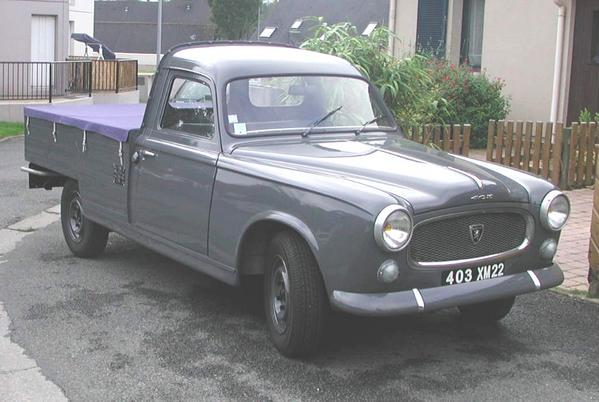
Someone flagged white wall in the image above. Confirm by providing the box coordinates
[390,0,418,57]
[68,0,94,56]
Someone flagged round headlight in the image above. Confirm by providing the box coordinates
[540,190,570,231]
[374,205,413,252]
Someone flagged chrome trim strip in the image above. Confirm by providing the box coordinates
[527,270,541,290]
[447,166,483,189]
[412,288,425,310]
[410,210,534,268]
[20,166,59,177]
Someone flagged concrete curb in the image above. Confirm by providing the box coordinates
[0,134,24,143]
[552,287,599,304]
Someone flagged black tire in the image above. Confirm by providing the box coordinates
[264,231,327,357]
[458,296,516,323]
[60,180,109,258]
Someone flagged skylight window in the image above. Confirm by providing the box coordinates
[291,19,303,30]
[259,27,277,38]
[362,22,378,36]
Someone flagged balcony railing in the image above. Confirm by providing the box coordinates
[0,59,138,103]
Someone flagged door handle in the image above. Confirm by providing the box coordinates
[141,149,156,158]
[132,149,156,163]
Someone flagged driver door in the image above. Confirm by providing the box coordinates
[129,72,219,255]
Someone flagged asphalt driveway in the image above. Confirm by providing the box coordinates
[1,135,599,401]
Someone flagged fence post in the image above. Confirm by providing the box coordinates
[88,61,92,97]
[588,145,599,298]
[48,62,53,103]
[115,60,120,94]
[559,127,571,189]
[135,61,139,90]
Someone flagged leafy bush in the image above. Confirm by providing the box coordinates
[579,108,599,123]
[301,22,510,148]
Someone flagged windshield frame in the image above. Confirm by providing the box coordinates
[222,73,398,139]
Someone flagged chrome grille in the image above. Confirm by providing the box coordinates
[409,212,528,264]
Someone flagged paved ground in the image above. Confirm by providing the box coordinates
[2,137,599,401]
[555,189,593,292]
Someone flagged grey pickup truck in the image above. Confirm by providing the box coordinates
[23,42,569,357]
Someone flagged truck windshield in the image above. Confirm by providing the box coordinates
[224,75,395,136]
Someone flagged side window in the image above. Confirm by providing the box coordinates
[161,77,214,138]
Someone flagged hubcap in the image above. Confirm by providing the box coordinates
[68,194,83,242]
[270,255,290,334]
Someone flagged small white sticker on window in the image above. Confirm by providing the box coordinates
[233,123,247,135]
[228,114,238,123]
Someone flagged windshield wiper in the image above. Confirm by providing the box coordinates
[354,115,384,135]
[301,106,343,137]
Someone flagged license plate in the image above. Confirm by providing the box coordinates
[442,262,505,286]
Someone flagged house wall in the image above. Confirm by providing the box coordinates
[0,0,69,62]
[69,0,94,56]
[389,0,576,123]
[390,0,418,57]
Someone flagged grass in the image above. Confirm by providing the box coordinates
[0,121,24,138]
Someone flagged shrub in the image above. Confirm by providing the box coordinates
[579,108,599,123]
[428,60,510,148]
[301,21,510,148]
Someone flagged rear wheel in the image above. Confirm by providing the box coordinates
[61,180,109,258]
[458,296,516,322]
[264,231,327,357]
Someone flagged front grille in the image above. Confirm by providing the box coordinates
[409,212,528,264]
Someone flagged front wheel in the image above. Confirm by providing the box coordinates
[264,231,328,357]
[458,296,516,323]
[61,180,109,258]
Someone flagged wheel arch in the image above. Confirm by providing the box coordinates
[236,211,320,277]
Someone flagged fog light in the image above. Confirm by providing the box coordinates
[377,260,399,283]
[540,239,557,260]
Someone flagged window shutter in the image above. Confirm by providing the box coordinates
[416,0,449,57]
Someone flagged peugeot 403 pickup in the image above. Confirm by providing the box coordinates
[22,42,570,356]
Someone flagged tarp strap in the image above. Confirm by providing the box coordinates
[26,117,30,136]
[118,142,123,166]
[52,122,56,143]
[82,130,87,153]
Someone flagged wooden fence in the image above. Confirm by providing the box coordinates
[404,124,471,156]
[91,59,137,92]
[487,120,599,189]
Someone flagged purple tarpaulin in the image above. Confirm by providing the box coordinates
[24,103,145,142]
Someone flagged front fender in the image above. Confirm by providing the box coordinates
[236,210,320,263]
[208,167,389,293]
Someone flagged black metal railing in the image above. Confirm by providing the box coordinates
[0,59,138,103]
[0,61,93,102]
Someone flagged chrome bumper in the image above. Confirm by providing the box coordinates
[331,264,563,317]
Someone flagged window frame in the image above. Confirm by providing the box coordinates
[460,0,486,69]
[158,73,217,141]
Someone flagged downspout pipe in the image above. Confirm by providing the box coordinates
[550,0,566,124]
[388,0,397,56]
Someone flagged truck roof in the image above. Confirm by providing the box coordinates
[164,42,362,84]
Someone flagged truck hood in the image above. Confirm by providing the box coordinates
[231,136,531,213]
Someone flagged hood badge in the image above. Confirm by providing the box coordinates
[470,193,494,200]
[469,224,485,244]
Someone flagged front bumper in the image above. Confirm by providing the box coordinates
[330,264,563,317]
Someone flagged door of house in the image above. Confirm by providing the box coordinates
[30,15,56,92]
[567,0,599,124]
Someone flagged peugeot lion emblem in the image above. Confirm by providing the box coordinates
[469,224,484,244]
